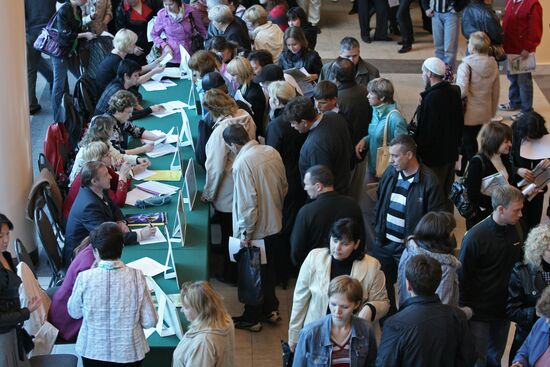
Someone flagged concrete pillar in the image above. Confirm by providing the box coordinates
[536,1,550,65]
[0,1,37,257]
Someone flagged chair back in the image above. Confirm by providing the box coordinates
[34,204,63,286]
[37,153,55,176]
[29,354,78,367]
[15,239,36,278]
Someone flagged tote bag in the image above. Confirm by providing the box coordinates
[375,109,398,177]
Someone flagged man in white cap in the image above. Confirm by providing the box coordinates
[413,57,464,213]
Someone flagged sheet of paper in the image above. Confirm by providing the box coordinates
[125,188,155,206]
[164,100,188,110]
[228,237,267,264]
[137,181,179,196]
[100,31,114,38]
[299,67,311,77]
[160,79,177,87]
[152,109,178,118]
[145,143,177,158]
[144,170,182,181]
[139,227,167,245]
[142,81,167,92]
[127,257,170,277]
[132,169,156,181]
[151,67,182,82]
[144,327,156,339]
[159,53,173,66]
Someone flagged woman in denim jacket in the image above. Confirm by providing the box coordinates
[293,276,377,367]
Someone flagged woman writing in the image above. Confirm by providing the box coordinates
[151,0,207,64]
[0,214,41,367]
[288,218,389,352]
[279,27,322,82]
[354,78,408,183]
[68,222,157,366]
[293,275,377,367]
[173,281,235,366]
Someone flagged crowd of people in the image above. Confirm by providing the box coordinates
[8,0,549,366]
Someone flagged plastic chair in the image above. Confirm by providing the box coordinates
[29,354,78,367]
[15,239,36,279]
[34,204,64,287]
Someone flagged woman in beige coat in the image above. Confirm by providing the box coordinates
[456,31,500,173]
[173,281,234,367]
[81,0,112,35]
[288,218,389,351]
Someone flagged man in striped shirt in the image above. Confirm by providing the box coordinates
[373,135,446,317]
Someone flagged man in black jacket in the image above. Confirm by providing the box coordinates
[64,161,155,267]
[377,254,475,367]
[283,96,352,195]
[290,165,365,267]
[415,57,463,212]
[459,185,524,367]
[373,135,446,316]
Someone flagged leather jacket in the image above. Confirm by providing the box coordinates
[461,1,504,44]
[0,253,30,334]
[278,48,323,76]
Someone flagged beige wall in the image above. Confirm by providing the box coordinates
[538,1,550,64]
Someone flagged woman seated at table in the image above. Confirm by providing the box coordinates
[69,115,150,184]
[95,28,164,93]
[279,27,322,82]
[64,142,132,220]
[511,286,550,367]
[68,222,158,367]
[48,223,116,342]
[464,121,515,229]
[173,281,235,366]
[293,275,377,366]
[226,56,266,135]
[106,90,163,155]
[288,218,389,352]
[151,0,207,65]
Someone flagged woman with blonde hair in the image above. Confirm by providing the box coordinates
[95,28,164,93]
[507,224,550,361]
[456,31,500,175]
[173,281,235,366]
[244,5,284,63]
[201,89,256,284]
[227,56,266,135]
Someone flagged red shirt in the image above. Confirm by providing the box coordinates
[502,0,543,54]
[123,0,152,22]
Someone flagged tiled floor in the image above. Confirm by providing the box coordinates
[30,1,550,366]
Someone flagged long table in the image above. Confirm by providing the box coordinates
[120,78,209,366]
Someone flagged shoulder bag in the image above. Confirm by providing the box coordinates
[188,12,205,54]
[449,154,485,219]
[33,11,70,58]
[375,109,398,178]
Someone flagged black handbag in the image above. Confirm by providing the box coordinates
[33,11,70,58]
[235,246,263,306]
[188,12,205,54]
[16,325,34,360]
[449,155,484,219]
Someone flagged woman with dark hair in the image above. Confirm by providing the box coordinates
[511,111,550,230]
[397,211,462,308]
[279,27,322,82]
[0,214,42,367]
[288,218,389,352]
[68,222,157,367]
[464,121,516,229]
[208,36,238,85]
[286,6,317,50]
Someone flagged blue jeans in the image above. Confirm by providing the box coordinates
[26,31,53,109]
[432,11,459,68]
[507,71,533,113]
[469,320,510,367]
[51,56,79,122]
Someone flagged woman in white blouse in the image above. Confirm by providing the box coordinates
[68,222,157,367]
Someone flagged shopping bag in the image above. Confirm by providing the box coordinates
[235,246,263,305]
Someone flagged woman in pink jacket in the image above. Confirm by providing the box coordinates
[151,0,207,64]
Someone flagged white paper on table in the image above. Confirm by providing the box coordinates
[145,143,177,158]
[151,109,178,118]
[144,328,156,339]
[142,81,167,92]
[520,134,550,160]
[151,67,182,82]
[228,237,267,264]
[160,79,177,87]
[132,169,156,181]
[126,257,170,277]
[139,227,167,245]
[125,188,155,206]
[137,181,179,196]
[164,100,188,110]
[159,53,173,66]
[144,130,178,145]
[100,31,114,38]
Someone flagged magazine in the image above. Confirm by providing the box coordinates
[126,212,167,227]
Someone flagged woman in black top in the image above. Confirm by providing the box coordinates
[51,0,97,122]
[286,7,318,50]
[507,224,550,362]
[464,121,516,229]
[0,214,41,367]
[511,112,550,231]
[279,27,322,81]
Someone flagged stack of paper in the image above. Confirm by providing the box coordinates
[151,67,182,82]
[137,181,179,196]
[125,188,155,206]
[127,257,170,277]
[145,143,177,158]
[142,128,177,145]
[132,169,156,181]
[142,80,167,92]
[152,100,189,118]
[139,227,167,245]
[144,170,182,181]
